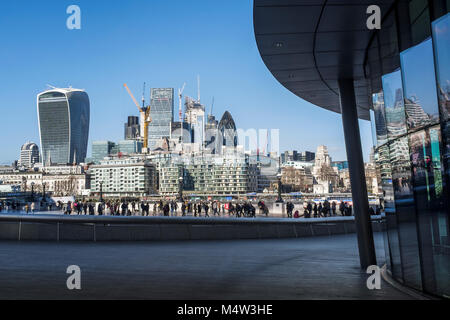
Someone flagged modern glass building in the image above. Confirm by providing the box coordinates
[91,140,143,164]
[149,88,174,150]
[218,111,238,152]
[92,141,116,164]
[367,7,450,298]
[254,0,449,298]
[124,116,140,140]
[37,88,90,165]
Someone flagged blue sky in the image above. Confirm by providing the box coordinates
[0,0,373,164]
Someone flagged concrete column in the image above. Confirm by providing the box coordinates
[338,79,376,269]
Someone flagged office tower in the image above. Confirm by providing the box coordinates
[124,116,140,140]
[92,141,116,164]
[205,114,219,154]
[299,151,315,162]
[218,111,238,152]
[149,88,174,150]
[118,140,142,154]
[184,96,205,145]
[18,142,39,169]
[37,88,90,164]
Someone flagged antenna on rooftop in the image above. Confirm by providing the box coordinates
[197,75,201,103]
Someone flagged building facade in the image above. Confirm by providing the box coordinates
[0,170,89,196]
[149,88,174,150]
[18,142,39,169]
[37,88,90,165]
[157,153,258,196]
[90,158,157,198]
[124,116,140,140]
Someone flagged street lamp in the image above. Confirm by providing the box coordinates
[99,181,104,203]
[276,172,283,203]
[178,176,184,201]
[42,182,47,201]
[31,182,35,199]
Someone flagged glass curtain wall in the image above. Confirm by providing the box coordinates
[368,3,450,297]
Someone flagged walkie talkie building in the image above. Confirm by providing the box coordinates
[37,88,90,165]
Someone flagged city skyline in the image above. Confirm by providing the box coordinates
[0,0,374,165]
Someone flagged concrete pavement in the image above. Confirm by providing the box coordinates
[0,233,413,299]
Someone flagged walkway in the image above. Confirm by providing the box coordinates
[0,233,413,299]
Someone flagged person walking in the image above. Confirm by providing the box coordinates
[89,203,94,215]
[331,201,336,216]
[313,203,318,218]
[339,201,345,216]
[197,202,202,217]
[181,202,186,216]
[163,203,170,216]
[98,202,103,216]
[204,202,210,217]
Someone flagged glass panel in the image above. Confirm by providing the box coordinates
[431,12,450,297]
[432,13,450,120]
[370,109,377,147]
[378,144,403,280]
[400,38,440,130]
[382,70,407,139]
[409,127,449,295]
[409,0,431,45]
[373,91,388,146]
[390,136,422,290]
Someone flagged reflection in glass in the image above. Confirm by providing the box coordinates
[373,92,388,146]
[400,38,440,129]
[389,136,422,290]
[409,127,449,295]
[378,144,402,280]
[432,13,450,120]
[382,70,407,139]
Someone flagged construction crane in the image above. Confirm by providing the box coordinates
[124,83,152,152]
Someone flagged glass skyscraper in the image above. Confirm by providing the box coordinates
[37,88,90,165]
[149,88,174,150]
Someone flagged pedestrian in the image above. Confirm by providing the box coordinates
[204,202,210,217]
[331,201,336,216]
[89,203,94,215]
[163,203,170,216]
[339,201,345,216]
[181,202,186,216]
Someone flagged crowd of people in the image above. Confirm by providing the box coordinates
[0,200,53,214]
[285,200,354,218]
[58,199,262,218]
[0,198,380,218]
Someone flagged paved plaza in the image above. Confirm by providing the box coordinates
[0,233,413,299]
